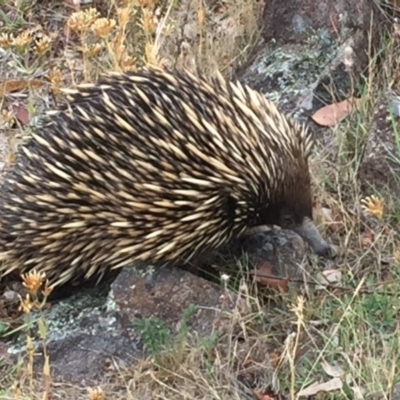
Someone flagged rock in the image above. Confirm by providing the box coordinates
[262,0,377,45]
[111,265,239,339]
[235,0,385,120]
[4,266,240,386]
[43,329,140,386]
[229,0,388,267]
[4,284,141,386]
[391,382,400,400]
[241,229,310,279]
[194,226,323,293]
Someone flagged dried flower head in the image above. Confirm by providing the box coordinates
[48,68,63,95]
[117,6,133,28]
[79,43,103,57]
[34,36,52,55]
[91,18,116,38]
[144,41,164,67]
[19,293,34,313]
[0,33,14,49]
[111,32,126,64]
[21,269,46,294]
[67,8,100,34]
[361,195,384,220]
[162,23,174,38]
[2,109,15,126]
[12,31,33,54]
[120,55,136,71]
[141,8,157,34]
[87,387,104,400]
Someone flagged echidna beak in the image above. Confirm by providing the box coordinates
[294,217,335,259]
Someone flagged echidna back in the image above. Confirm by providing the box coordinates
[0,67,315,288]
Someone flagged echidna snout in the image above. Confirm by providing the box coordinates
[270,207,334,258]
[292,217,334,258]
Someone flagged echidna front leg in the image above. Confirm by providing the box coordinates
[293,217,334,258]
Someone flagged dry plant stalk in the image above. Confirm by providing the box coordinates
[18,270,53,398]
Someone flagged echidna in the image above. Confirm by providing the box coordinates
[0,66,333,290]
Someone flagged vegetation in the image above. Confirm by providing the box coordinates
[1,0,400,399]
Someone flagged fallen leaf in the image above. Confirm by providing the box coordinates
[0,80,43,97]
[321,207,334,224]
[297,377,342,397]
[351,384,366,400]
[322,269,342,283]
[316,269,342,289]
[253,391,276,400]
[361,228,374,248]
[252,262,289,292]
[313,205,345,234]
[269,350,282,368]
[241,358,254,368]
[311,97,362,127]
[321,360,345,378]
[11,104,30,125]
[65,0,81,9]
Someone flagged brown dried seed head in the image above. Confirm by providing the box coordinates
[91,18,116,38]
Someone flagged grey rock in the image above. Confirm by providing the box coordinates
[235,0,384,122]
[42,330,140,386]
[4,266,240,386]
[111,265,240,339]
[241,229,309,278]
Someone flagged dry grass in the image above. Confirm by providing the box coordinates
[1,0,400,399]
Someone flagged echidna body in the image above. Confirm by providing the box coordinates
[0,67,332,289]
